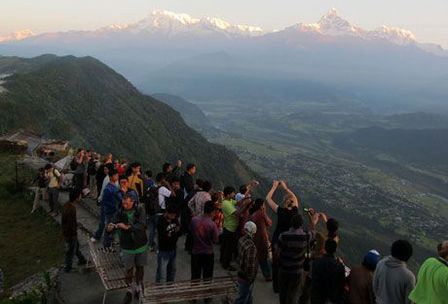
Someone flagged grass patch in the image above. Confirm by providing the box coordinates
[0,153,64,291]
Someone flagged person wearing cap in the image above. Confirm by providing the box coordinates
[107,194,148,304]
[408,240,448,304]
[117,175,139,206]
[235,221,258,304]
[347,250,381,304]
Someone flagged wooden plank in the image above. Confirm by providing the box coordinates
[88,241,128,291]
[142,276,237,304]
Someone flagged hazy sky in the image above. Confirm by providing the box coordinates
[2,0,447,47]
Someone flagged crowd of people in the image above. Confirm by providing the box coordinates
[33,148,448,304]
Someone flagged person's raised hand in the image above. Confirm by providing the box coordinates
[272,180,280,188]
[177,160,182,167]
[280,180,288,189]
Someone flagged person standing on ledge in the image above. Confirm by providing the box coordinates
[156,204,181,283]
[409,240,448,304]
[373,240,415,304]
[107,194,148,304]
[61,189,87,272]
[265,180,300,293]
[190,200,220,281]
[348,249,381,304]
[235,221,258,304]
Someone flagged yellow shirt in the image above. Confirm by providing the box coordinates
[128,174,143,197]
[46,169,61,188]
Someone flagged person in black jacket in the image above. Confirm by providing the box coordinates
[156,204,181,283]
[107,194,148,304]
[61,189,87,272]
[311,239,346,304]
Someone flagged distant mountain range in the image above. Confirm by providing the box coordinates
[1,9,447,114]
[0,54,263,189]
[1,9,445,53]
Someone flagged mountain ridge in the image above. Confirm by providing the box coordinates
[0,54,265,189]
[1,9,445,54]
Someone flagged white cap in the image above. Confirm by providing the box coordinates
[244,221,257,235]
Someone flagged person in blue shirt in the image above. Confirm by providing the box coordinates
[91,169,119,248]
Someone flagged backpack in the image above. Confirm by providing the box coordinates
[143,185,160,216]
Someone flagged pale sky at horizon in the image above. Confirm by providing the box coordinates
[1,0,448,47]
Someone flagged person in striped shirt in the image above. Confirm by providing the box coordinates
[278,214,315,304]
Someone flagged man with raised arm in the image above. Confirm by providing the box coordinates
[265,180,300,293]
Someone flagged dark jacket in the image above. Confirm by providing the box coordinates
[114,205,147,250]
[311,254,346,304]
[61,202,77,240]
[180,172,194,201]
[157,215,181,251]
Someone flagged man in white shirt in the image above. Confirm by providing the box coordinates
[156,173,175,213]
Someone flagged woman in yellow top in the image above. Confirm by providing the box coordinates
[128,162,144,198]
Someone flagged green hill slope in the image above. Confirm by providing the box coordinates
[0,54,262,188]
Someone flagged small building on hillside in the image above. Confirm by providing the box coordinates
[0,130,43,155]
[0,129,70,160]
[37,140,70,160]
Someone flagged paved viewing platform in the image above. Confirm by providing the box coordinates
[39,192,277,304]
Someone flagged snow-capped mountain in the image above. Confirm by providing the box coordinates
[308,8,364,36]
[368,26,416,45]
[286,9,417,46]
[0,9,435,47]
[96,10,264,37]
[0,29,35,42]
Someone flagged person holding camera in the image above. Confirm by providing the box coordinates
[107,194,148,304]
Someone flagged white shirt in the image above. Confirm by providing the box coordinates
[158,186,172,211]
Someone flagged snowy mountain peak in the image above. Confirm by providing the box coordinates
[0,29,35,42]
[370,25,417,45]
[289,10,421,46]
[316,9,363,35]
[151,9,199,26]
[124,10,263,36]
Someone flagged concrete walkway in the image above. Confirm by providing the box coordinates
[43,193,278,304]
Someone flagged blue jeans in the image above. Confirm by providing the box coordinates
[156,250,176,283]
[93,212,114,248]
[234,278,254,304]
[147,215,158,248]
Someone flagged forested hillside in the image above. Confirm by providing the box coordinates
[0,54,263,189]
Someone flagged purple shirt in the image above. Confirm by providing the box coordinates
[190,215,219,255]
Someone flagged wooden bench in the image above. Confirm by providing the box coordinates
[88,240,129,304]
[142,276,238,304]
